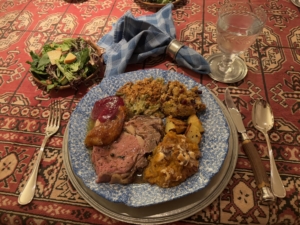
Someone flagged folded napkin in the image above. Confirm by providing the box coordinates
[98,3,210,77]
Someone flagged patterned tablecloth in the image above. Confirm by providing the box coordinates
[0,0,299,224]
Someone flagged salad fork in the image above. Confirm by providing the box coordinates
[18,100,61,205]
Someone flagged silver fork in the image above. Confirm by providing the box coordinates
[18,100,61,205]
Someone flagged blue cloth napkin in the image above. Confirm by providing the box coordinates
[97,3,210,77]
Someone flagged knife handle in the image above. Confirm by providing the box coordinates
[242,139,276,204]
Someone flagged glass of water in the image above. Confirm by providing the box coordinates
[207,2,267,83]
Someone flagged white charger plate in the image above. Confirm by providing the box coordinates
[68,69,230,207]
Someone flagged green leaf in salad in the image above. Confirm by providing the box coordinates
[26,51,40,68]
[27,52,48,78]
[68,61,80,72]
[59,42,72,52]
[47,83,56,92]
[41,39,73,53]
[37,53,51,71]
[77,47,90,70]
[56,60,76,82]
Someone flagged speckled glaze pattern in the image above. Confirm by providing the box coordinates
[68,69,230,207]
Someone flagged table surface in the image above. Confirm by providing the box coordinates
[0,0,300,224]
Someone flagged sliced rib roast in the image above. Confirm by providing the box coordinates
[92,115,164,184]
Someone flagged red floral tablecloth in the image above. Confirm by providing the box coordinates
[0,0,299,224]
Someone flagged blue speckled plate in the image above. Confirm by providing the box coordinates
[68,69,230,207]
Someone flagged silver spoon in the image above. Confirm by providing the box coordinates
[291,0,300,7]
[252,99,286,198]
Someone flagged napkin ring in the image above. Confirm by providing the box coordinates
[166,39,184,59]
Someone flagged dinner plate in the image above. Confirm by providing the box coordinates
[62,91,238,224]
[68,69,230,206]
[68,69,230,207]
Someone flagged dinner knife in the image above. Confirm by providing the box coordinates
[225,88,275,204]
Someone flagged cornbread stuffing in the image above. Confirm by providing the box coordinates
[161,80,206,118]
[116,77,165,118]
[116,77,206,119]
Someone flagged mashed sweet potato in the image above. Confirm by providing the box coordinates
[143,131,201,188]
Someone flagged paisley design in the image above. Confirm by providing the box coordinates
[0,153,18,180]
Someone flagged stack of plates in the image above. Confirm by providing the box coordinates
[62,69,238,224]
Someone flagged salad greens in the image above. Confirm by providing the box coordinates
[27,37,100,91]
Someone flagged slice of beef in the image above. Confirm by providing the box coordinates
[92,115,164,184]
[124,115,164,153]
[92,132,144,184]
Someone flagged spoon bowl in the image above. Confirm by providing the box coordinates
[252,99,286,198]
[253,100,274,131]
[291,0,300,7]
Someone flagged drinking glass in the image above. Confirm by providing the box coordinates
[207,2,267,83]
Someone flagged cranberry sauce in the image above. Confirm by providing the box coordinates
[91,96,124,122]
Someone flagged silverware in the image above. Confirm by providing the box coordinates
[225,88,275,204]
[291,0,300,7]
[252,99,286,198]
[18,100,61,205]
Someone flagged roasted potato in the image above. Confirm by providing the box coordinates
[187,114,204,133]
[165,117,176,133]
[185,114,204,144]
[185,124,202,144]
[165,116,187,134]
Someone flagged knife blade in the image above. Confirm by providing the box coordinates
[225,88,275,204]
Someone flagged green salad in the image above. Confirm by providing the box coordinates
[27,37,100,91]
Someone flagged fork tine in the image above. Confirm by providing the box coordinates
[51,101,56,127]
[48,101,54,127]
[48,100,61,129]
[52,100,57,127]
[57,100,61,126]
[52,101,57,127]
[54,100,61,127]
